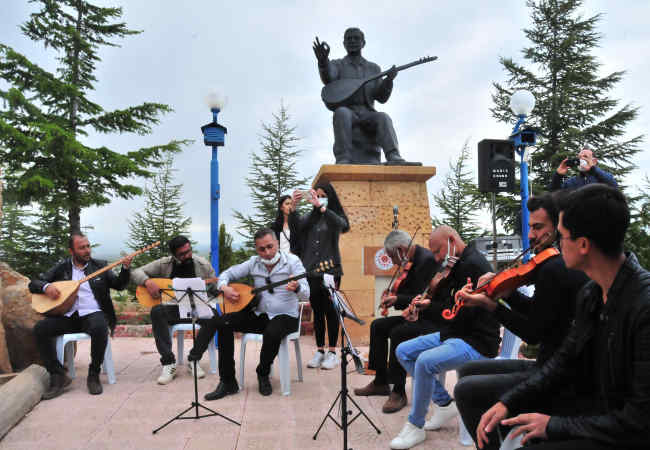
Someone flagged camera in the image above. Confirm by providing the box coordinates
[565,158,580,168]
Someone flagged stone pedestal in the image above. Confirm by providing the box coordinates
[313,164,436,344]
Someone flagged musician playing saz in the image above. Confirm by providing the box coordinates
[29,233,133,399]
[130,235,219,385]
[186,228,310,399]
[453,193,589,450]
[354,230,440,414]
[314,27,405,164]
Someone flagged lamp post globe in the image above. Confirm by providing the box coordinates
[509,90,535,116]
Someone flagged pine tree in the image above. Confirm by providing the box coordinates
[0,201,39,276]
[490,0,643,232]
[626,176,650,269]
[432,141,484,241]
[127,157,192,265]
[0,1,188,235]
[233,103,310,247]
[218,223,253,272]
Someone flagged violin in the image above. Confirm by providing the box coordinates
[382,261,412,316]
[442,246,560,320]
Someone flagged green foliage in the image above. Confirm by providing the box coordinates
[218,223,254,273]
[233,103,310,248]
[126,156,192,265]
[0,1,189,235]
[625,175,650,269]
[490,0,643,232]
[432,140,485,241]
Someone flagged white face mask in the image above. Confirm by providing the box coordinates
[578,158,589,172]
[440,238,456,268]
[318,197,328,208]
[260,251,281,266]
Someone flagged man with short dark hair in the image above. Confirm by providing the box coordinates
[29,233,132,399]
[131,235,218,385]
[477,184,650,449]
[186,228,310,399]
[548,146,617,191]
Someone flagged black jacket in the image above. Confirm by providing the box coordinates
[28,257,130,332]
[500,253,650,448]
[431,243,501,358]
[269,219,302,257]
[496,254,589,365]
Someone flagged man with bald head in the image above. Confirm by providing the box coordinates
[389,225,500,450]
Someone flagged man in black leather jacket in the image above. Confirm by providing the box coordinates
[29,233,131,399]
[478,184,650,450]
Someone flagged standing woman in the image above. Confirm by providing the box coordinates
[270,195,301,256]
[291,183,349,370]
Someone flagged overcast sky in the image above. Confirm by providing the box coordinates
[3,1,649,257]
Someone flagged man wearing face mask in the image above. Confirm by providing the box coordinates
[548,146,617,191]
[185,228,309,399]
[354,230,440,414]
[131,235,219,385]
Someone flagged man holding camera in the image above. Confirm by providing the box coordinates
[548,146,617,191]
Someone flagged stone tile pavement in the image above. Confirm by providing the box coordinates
[0,337,470,450]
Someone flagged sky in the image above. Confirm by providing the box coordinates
[2,0,649,257]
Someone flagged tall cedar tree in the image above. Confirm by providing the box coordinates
[127,156,192,265]
[490,0,642,232]
[0,201,40,276]
[0,0,187,235]
[432,141,484,242]
[233,103,310,248]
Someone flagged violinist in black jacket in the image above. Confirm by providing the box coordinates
[478,184,650,450]
[354,229,440,414]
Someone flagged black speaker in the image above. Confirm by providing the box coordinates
[478,139,515,193]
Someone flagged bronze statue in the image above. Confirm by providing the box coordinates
[314,28,413,165]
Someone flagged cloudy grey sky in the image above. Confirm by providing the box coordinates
[3,1,649,257]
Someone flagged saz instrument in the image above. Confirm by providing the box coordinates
[321,56,437,111]
[32,242,160,315]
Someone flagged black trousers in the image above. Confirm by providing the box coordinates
[150,303,211,365]
[368,316,437,392]
[33,310,108,375]
[188,309,298,383]
[308,276,339,348]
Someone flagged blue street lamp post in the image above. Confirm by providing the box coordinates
[509,90,536,263]
[201,108,227,274]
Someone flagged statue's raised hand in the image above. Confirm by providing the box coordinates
[313,37,330,65]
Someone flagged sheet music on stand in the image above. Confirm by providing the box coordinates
[323,274,362,324]
[172,278,214,319]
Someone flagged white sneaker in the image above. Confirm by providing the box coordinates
[188,360,206,379]
[320,351,340,370]
[390,421,426,449]
[424,400,458,430]
[307,351,325,368]
[157,363,177,385]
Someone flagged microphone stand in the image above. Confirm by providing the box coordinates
[153,286,240,434]
[313,286,381,450]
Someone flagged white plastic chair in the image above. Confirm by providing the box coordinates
[239,302,306,396]
[55,332,116,384]
[169,323,218,373]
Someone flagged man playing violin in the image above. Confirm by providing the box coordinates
[186,228,309,399]
[476,184,650,449]
[131,235,219,385]
[390,225,499,450]
[354,230,440,414]
[452,193,589,449]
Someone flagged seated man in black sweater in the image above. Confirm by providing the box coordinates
[453,193,589,449]
[354,229,440,414]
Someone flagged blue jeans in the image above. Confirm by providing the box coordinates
[396,332,485,428]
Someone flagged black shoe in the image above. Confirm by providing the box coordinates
[385,149,405,162]
[87,372,103,395]
[257,374,272,396]
[42,372,72,400]
[204,380,239,401]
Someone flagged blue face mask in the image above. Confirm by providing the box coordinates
[318,197,328,208]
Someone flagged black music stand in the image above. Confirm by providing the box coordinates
[152,285,240,434]
[313,285,381,450]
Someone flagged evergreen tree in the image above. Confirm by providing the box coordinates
[626,175,650,269]
[233,103,310,247]
[490,0,642,232]
[0,0,188,235]
[0,201,39,276]
[127,156,192,265]
[432,141,484,241]
[218,223,253,272]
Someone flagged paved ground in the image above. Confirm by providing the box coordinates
[1,337,469,450]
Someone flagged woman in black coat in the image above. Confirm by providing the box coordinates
[291,182,349,370]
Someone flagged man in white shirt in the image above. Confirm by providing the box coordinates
[187,228,310,399]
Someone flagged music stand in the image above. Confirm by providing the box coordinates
[152,283,240,434]
[313,282,381,450]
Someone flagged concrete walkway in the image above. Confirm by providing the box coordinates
[0,337,468,450]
